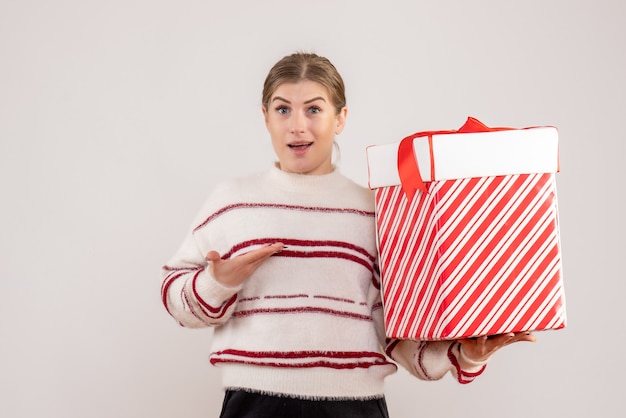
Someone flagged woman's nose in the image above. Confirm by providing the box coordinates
[289,111,306,133]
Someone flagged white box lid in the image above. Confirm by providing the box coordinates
[367,126,559,189]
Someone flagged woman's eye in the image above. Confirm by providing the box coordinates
[276,106,289,115]
[308,106,321,114]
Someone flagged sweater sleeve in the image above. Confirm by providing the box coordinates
[386,339,487,384]
[160,212,242,328]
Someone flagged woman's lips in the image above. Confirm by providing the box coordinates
[288,142,313,155]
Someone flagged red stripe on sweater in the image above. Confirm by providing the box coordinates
[239,296,261,302]
[190,270,238,320]
[222,238,375,263]
[313,295,356,304]
[210,358,392,369]
[161,266,201,295]
[280,250,374,272]
[447,342,486,384]
[280,238,376,262]
[182,286,211,325]
[214,349,387,360]
[264,294,309,300]
[161,270,190,315]
[210,349,394,369]
[232,306,372,321]
[161,265,237,323]
[216,238,375,273]
[194,203,375,232]
[385,339,400,358]
[162,265,203,272]
[416,341,434,380]
[238,293,369,307]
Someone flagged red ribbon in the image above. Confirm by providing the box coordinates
[397,117,512,201]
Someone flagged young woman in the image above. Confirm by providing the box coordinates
[161,52,534,418]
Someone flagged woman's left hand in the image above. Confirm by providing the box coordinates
[458,332,536,364]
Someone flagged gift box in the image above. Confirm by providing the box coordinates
[367,117,566,340]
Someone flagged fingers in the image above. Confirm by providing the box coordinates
[492,332,536,345]
[205,243,285,264]
[205,250,222,262]
[247,243,286,262]
[457,331,537,365]
[480,332,537,351]
[229,243,284,271]
[482,333,513,347]
[204,243,285,287]
[493,332,516,346]
[510,331,537,344]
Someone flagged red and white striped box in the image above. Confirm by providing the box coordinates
[366,117,566,341]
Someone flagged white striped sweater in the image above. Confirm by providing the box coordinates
[161,165,485,399]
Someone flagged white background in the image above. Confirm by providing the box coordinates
[1,1,624,417]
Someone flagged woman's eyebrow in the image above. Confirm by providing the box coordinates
[304,96,326,104]
[272,96,290,104]
[271,96,327,105]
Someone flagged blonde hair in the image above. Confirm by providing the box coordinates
[262,52,346,114]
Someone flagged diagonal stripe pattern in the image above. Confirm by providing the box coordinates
[375,173,566,340]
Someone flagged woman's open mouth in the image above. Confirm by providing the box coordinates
[288,142,313,154]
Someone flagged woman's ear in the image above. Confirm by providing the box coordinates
[335,107,348,135]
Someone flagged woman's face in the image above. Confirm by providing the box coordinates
[263,80,347,175]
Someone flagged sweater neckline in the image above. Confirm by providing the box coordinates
[266,163,346,193]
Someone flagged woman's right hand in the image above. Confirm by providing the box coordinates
[205,243,285,287]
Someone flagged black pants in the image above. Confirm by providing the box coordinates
[219,390,390,418]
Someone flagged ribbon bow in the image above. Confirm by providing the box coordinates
[397,117,511,201]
